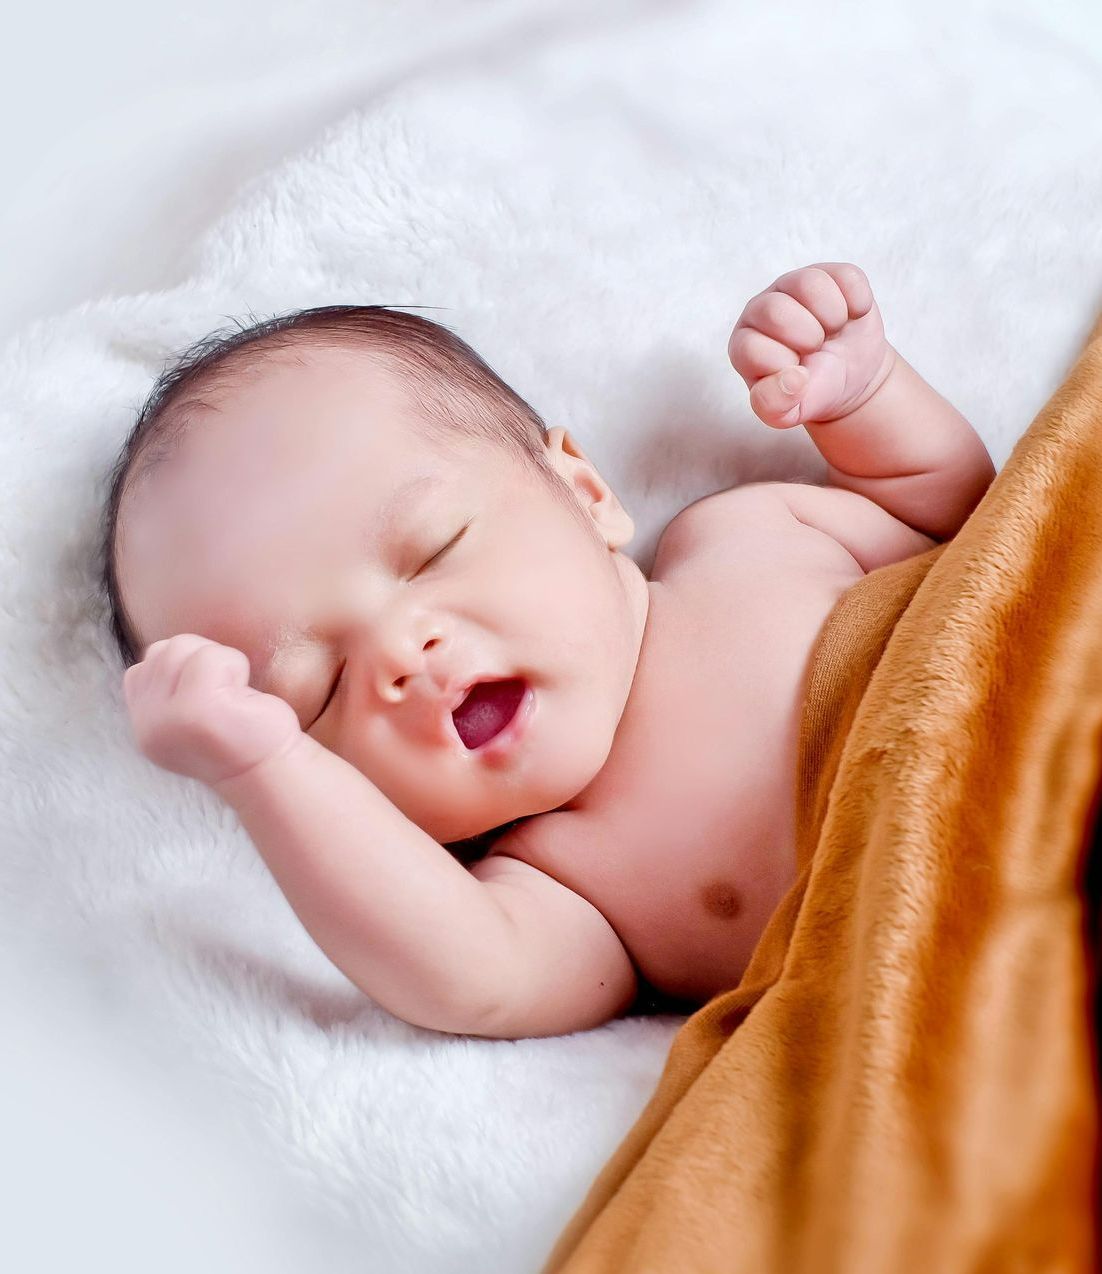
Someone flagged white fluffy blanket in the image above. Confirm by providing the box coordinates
[3,1,1101,1270]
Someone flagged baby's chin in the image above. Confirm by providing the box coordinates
[442,818,525,863]
[426,792,565,847]
[425,763,605,847]
[388,694,623,843]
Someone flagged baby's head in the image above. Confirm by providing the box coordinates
[102,307,650,846]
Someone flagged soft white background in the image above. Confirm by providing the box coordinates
[3,2,1102,1272]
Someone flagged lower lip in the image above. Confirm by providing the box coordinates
[472,683,535,761]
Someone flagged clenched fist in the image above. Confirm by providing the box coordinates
[122,634,304,790]
[728,262,895,429]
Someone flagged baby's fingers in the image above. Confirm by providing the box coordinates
[750,349,850,427]
[174,642,251,700]
[737,291,825,354]
[749,366,810,429]
[778,263,874,328]
[727,326,800,385]
[123,634,229,702]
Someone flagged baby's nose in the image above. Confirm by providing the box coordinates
[374,632,444,704]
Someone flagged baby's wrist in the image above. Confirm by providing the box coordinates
[823,343,898,426]
[212,731,319,808]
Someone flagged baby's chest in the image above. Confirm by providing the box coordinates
[523,513,864,1001]
[638,504,863,825]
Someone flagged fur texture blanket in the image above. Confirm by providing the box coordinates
[5,3,1102,1270]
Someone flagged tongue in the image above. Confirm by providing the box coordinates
[452,679,526,749]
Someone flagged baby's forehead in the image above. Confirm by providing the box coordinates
[209,342,409,416]
[125,341,498,540]
[179,356,422,464]
[128,406,460,538]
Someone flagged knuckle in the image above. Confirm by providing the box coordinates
[226,647,251,676]
[803,268,841,299]
[169,633,210,653]
[731,335,754,369]
[762,292,791,324]
[728,327,755,361]
[832,262,869,295]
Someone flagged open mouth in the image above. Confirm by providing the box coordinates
[451,678,527,749]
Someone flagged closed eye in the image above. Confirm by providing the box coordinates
[309,661,345,727]
[416,520,471,574]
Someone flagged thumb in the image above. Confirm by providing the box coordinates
[749,365,809,429]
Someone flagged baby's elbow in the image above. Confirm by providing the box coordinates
[386,983,510,1038]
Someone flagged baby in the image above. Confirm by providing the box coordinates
[107,263,995,1039]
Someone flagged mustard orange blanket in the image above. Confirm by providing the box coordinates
[543,316,1102,1274]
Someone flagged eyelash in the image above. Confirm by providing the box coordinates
[416,522,468,574]
[310,522,471,725]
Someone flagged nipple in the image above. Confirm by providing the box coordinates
[700,879,742,921]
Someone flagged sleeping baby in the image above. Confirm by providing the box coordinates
[105,263,995,1038]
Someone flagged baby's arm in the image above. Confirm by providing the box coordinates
[800,350,996,541]
[124,634,514,1036]
[213,736,517,1035]
[729,263,996,541]
[217,746,639,1038]
[125,634,634,1039]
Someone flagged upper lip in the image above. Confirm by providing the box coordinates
[446,676,494,716]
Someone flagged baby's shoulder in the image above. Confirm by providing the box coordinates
[654,481,832,577]
[657,481,937,580]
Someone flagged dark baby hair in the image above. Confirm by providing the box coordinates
[98,305,557,674]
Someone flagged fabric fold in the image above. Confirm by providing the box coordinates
[543,311,1102,1274]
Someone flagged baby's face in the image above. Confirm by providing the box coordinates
[117,347,650,842]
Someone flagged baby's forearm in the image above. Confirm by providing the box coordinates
[213,736,513,1035]
[804,348,996,540]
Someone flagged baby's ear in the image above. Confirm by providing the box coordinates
[595,483,636,550]
[544,427,634,549]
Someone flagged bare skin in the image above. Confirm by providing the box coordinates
[119,263,995,1036]
[487,489,868,1003]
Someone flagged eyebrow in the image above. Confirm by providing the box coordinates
[370,472,446,543]
[249,472,446,696]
